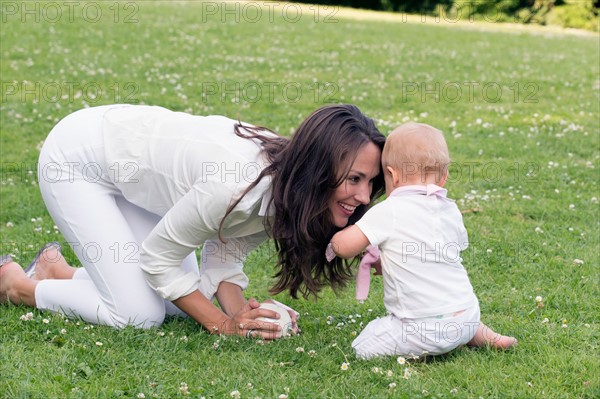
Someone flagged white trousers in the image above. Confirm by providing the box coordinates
[352,301,480,359]
[36,105,199,328]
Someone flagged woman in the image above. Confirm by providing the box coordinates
[0,104,385,339]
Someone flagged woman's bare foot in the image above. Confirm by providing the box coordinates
[468,323,517,349]
[30,246,76,281]
[0,261,37,306]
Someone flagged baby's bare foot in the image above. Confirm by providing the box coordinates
[468,323,517,349]
[489,334,518,349]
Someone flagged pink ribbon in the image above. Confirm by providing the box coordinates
[356,245,380,302]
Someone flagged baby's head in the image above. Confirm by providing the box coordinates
[382,122,450,194]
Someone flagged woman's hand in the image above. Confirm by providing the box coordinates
[263,299,300,335]
[225,298,285,340]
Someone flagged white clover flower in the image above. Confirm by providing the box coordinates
[295,347,304,353]
[387,370,393,377]
[137,394,145,399]
[20,312,34,321]
[389,382,397,389]
[179,382,189,395]
[95,341,103,346]
[60,329,67,334]
[535,296,543,303]
[278,395,288,399]
[308,350,317,358]
[535,227,543,233]
[230,390,241,399]
[5,222,14,228]
[542,318,549,323]
[397,356,406,365]
[340,362,349,371]
[573,259,584,265]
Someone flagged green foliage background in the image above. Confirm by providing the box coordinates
[293,0,600,30]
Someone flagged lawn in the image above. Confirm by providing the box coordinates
[1,1,598,398]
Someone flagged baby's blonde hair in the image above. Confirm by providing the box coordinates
[383,122,450,184]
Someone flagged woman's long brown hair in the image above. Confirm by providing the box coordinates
[219,104,386,299]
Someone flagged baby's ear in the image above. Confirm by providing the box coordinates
[386,166,401,186]
[438,170,448,187]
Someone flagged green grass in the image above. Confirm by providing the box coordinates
[1,1,599,398]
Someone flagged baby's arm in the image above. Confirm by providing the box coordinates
[330,225,371,259]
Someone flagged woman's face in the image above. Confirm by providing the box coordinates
[328,142,381,228]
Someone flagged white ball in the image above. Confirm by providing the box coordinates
[256,303,293,338]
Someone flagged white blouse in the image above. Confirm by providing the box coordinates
[101,105,274,301]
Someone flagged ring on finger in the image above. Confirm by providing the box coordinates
[246,329,255,339]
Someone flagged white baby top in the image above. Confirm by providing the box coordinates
[101,105,274,301]
[355,184,477,319]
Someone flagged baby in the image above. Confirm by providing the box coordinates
[329,122,516,359]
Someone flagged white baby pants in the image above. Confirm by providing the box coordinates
[35,105,199,328]
[352,300,480,359]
